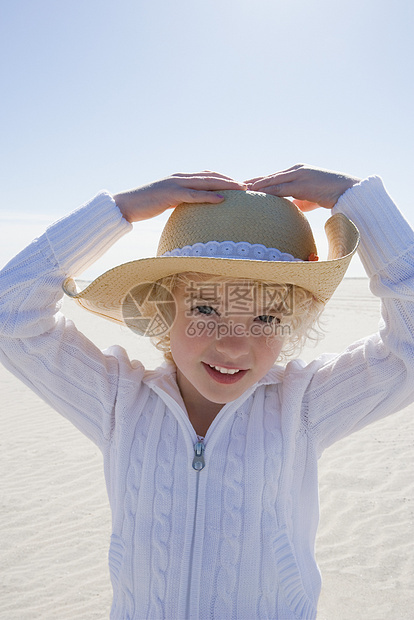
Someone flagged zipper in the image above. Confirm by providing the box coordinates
[186,439,205,618]
[192,440,205,471]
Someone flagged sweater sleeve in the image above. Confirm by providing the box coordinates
[303,177,414,454]
[0,191,141,448]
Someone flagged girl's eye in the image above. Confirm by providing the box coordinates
[255,315,281,324]
[193,305,218,316]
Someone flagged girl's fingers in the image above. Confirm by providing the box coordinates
[247,171,299,191]
[292,199,320,212]
[178,189,228,204]
[247,165,360,209]
[245,165,305,187]
[174,176,247,191]
[244,175,263,184]
[171,170,227,177]
[247,182,297,197]
[172,171,245,184]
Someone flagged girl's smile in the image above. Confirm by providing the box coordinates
[202,362,249,384]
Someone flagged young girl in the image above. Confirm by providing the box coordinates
[0,165,413,619]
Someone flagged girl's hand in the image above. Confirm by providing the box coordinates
[245,164,361,211]
[113,171,247,223]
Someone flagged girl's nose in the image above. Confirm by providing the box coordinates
[214,325,250,359]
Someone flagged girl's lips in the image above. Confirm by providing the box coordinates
[202,362,249,384]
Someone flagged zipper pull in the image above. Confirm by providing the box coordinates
[192,440,205,471]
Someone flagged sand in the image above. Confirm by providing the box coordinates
[0,278,413,619]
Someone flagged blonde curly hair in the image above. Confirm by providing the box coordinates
[129,272,325,364]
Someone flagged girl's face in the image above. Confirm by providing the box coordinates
[169,277,287,414]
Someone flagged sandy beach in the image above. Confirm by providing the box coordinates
[0,278,413,619]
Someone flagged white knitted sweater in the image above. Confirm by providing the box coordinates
[0,177,413,620]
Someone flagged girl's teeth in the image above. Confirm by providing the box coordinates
[209,365,240,375]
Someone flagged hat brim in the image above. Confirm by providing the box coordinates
[63,212,359,324]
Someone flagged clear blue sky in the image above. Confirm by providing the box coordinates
[1,0,413,278]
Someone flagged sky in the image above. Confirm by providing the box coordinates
[0,0,413,278]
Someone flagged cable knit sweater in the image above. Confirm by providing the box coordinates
[0,177,413,620]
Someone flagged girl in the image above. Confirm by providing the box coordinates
[0,165,413,619]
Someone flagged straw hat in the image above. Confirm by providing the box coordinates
[63,190,359,324]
